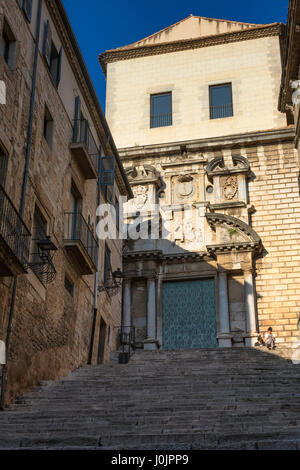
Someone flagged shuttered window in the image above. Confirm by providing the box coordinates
[42,20,62,87]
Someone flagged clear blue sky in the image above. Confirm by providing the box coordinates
[62,0,289,110]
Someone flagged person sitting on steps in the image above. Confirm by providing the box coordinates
[264,327,276,350]
[255,335,265,347]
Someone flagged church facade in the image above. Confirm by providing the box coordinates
[100,15,300,350]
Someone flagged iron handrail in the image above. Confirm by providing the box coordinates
[210,103,233,119]
[0,184,31,267]
[64,212,98,267]
[150,112,172,128]
[117,325,136,361]
[71,119,99,172]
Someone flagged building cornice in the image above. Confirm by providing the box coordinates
[99,23,282,75]
[118,127,295,161]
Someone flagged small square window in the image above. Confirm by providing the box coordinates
[0,18,16,70]
[43,106,53,149]
[150,92,172,128]
[209,83,233,120]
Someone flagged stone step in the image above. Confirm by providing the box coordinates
[0,428,299,450]
[0,348,299,450]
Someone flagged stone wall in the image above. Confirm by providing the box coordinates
[0,0,125,404]
[247,139,300,346]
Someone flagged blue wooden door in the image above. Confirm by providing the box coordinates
[162,279,217,349]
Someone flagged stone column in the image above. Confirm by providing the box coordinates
[218,270,232,347]
[144,278,157,350]
[244,269,258,347]
[123,279,131,334]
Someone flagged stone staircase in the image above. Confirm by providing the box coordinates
[0,348,299,450]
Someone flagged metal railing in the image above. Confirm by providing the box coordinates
[117,326,136,363]
[210,104,233,120]
[64,212,98,268]
[150,113,172,128]
[71,119,99,172]
[0,184,31,268]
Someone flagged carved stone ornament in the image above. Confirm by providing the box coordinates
[223,176,238,200]
[175,175,195,200]
[132,185,148,209]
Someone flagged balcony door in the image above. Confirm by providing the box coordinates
[69,185,82,240]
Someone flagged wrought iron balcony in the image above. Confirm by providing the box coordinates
[70,119,99,179]
[0,184,31,276]
[150,113,172,128]
[64,212,98,275]
[210,103,233,120]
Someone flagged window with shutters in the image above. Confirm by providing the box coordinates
[0,18,17,70]
[42,20,62,88]
[100,156,115,202]
[43,105,54,149]
[18,0,32,22]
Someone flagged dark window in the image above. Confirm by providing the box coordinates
[49,42,60,85]
[0,148,8,187]
[150,92,172,128]
[64,275,74,297]
[18,0,32,21]
[209,84,233,120]
[0,19,16,70]
[2,31,9,63]
[42,21,62,87]
[104,244,111,286]
[43,106,53,149]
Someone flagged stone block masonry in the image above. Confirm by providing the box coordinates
[247,140,300,345]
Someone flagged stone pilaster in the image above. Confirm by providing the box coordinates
[144,278,158,350]
[217,269,232,348]
[243,269,258,347]
[123,279,131,333]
